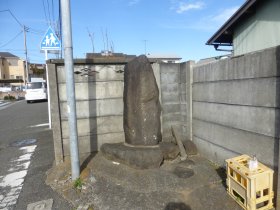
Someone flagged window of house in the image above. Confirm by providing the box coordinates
[16,76,23,79]
[10,75,15,79]
[7,59,18,66]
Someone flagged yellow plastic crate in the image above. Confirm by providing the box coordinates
[225,155,274,210]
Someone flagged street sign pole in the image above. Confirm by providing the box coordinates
[44,50,51,129]
[40,24,62,132]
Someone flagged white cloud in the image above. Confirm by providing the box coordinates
[128,0,140,6]
[211,6,239,23]
[175,1,205,14]
[160,5,240,31]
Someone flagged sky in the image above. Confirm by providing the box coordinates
[0,0,245,64]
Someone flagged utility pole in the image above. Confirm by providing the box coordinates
[23,26,29,83]
[60,0,80,180]
[0,10,29,83]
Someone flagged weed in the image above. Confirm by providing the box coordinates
[73,177,83,190]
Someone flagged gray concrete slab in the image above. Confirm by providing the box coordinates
[193,101,277,138]
[193,77,279,107]
[193,119,275,167]
[26,199,53,210]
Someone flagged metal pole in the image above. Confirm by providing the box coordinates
[45,50,52,129]
[143,40,147,55]
[23,26,29,83]
[60,0,80,180]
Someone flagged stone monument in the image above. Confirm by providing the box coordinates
[101,55,164,169]
[123,55,162,146]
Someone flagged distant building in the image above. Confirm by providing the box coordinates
[207,0,280,56]
[29,63,46,80]
[0,52,45,87]
[196,54,231,65]
[86,52,182,64]
[86,52,136,61]
[147,54,182,63]
[0,52,26,87]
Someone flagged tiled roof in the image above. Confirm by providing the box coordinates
[0,52,18,58]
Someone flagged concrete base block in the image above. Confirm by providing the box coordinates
[101,143,164,169]
[183,140,198,156]
[27,199,53,210]
[159,142,180,160]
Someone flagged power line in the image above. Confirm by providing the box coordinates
[28,28,44,36]
[0,30,23,48]
[0,49,41,52]
[46,0,52,26]
[0,9,23,27]
[42,0,50,26]
[0,10,29,82]
[51,0,55,26]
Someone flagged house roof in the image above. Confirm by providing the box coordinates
[147,53,182,60]
[0,52,18,58]
[0,79,24,83]
[206,0,258,48]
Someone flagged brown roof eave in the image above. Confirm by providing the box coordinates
[0,79,24,83]
[206,0,257,46]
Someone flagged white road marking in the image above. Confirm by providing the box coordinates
[0,145,37,209]
[0,102,10,107]
[29,123,49,128]
[20,145,37,153]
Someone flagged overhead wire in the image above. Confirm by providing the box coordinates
[28,27,45,35]
[42,0,49,26]
[0,30,23,48]
[51,0,55,27]
[1,1,60,62]
[0,9,23,28]
[46,0,52,26]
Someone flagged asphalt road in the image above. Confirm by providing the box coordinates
[0,100,72,210]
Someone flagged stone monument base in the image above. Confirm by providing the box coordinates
[100,143,164,169]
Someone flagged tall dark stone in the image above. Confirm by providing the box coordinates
[123,55,162,145]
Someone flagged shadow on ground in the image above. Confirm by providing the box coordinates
[165,202,191,210]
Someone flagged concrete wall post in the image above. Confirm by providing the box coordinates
[186,60,194,141]
[48,63,64,164]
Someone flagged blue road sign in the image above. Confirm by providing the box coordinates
[40,27,61,50]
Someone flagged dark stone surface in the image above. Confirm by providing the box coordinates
[100,143,164,169]
[123,55,161,146]
[183,140,198,156]
[159,142,180,160]
[173,166,194,179]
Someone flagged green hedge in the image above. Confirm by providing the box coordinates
[4,95,16,100]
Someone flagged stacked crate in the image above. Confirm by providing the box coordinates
[225,155,274,210]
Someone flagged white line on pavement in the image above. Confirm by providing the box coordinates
[29,123,49,128]
[0,145,37,209]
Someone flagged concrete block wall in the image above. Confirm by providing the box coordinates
[159,63,189,141]
[48,60,185,163]
[48,62,126,163]
[192,46,280,169]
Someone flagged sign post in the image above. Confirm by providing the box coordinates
[40,27,61,129]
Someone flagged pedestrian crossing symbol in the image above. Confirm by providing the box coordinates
[40,27,61,50]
